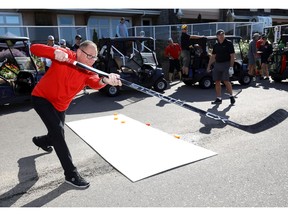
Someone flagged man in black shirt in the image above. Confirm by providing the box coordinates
[72,34,82,51]
[207,29,235,105]
[180,24,204,76]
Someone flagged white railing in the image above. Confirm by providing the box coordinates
[0,22,267,68]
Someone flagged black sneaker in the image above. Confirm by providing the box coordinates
[32,137,53,153]
[65,172,90,189]
[230,96,235,105]
[211,98,222,104]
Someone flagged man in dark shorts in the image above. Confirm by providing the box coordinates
[165,38,182,82]
[207,29,235,105]
[180,24,204,77]
[258,35,273,80]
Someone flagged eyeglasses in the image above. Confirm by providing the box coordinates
[80,49,98,60]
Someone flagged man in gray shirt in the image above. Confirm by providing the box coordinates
[248,33,260,80]
[116,17,128,37]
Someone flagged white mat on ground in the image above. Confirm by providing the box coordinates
[66,114,217,182]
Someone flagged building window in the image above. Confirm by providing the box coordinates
[0,12,22,36]
[264,9,271,13]
[6,15,20,24]
[88,16,132,39]
[57,15,75,26]
[57,15,76,47]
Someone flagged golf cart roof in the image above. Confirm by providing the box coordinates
[101,36,154,42]
[206,35,242,40]
[0,36,29,43]
[0,36,29,48]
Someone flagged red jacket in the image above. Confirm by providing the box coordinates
[31,44,105,111]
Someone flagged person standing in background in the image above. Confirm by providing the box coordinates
[207,29,235,105]
[247,33,260,81]
[59,39,70,50]
[165,38,182,82]
[72,34,82,51]
[41,35,58,72]
[258,35,273,80]
[180,24,204,77]
[116,17,129,37]
[255,34,264,79]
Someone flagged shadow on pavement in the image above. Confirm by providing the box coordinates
[22,183,75,207]
[250,78,288,91]
[0,100,32,116]
[199,104,233,134]
[0,152,81,207]
[0,153,46,207]
[156,83,244,108]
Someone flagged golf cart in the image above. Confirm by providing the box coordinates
[269,34,288,82]
[95,37,167,96]
[182,36,251,89]
[0,36,42,105]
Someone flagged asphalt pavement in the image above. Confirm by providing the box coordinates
[0,78,288,212]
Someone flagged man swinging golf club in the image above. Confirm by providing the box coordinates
[30,40,122,189]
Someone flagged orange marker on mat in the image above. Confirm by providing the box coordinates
[113,113,118,120]
[174,134,180,139]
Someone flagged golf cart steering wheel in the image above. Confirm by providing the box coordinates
[127,53,135,62]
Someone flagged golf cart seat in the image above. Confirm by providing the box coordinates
[114,53,143,74]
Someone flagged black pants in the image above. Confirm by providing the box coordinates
[31,96,77,178]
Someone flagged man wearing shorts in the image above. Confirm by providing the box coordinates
[165,38,182,82]
[248,33,260,81]
[207,29,235,105]
[256,34,264,78]
[180,24,204,77]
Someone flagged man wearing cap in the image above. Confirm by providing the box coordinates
[248,33,260,80]
[207,29,235,105]
[116,17,129,37]
[41,35,59,71]
[165,38,182,82]
[72,34,82,51]
[180,24,204,77]
[59,39,70,50]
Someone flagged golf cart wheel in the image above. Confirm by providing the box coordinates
[105,85,120,97]
[199,76,213,89]
[154,78,167,92]
[239,75,251,85]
